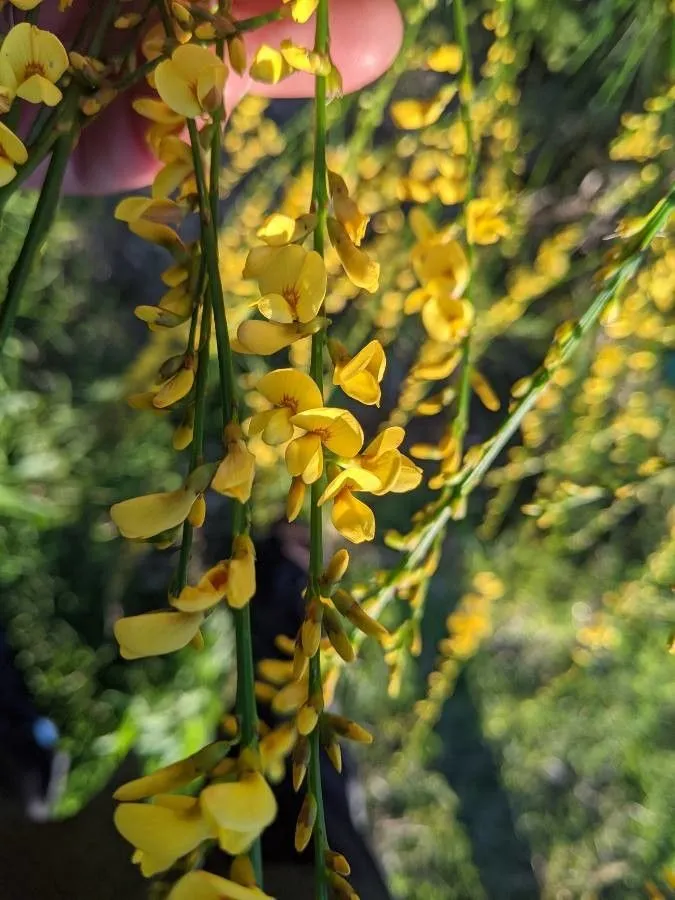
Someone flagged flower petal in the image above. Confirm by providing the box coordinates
[236,320,305,355]
[114,610,204,659]
[115,797,212,867]
[332,490,376,543]
[200,772,277,833]
[169,870,273,900]
[111,489,197,540]
[285,433,323,483]
[255,368,323,412]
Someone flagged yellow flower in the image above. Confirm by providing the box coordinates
[330,339,386,406]
[169,871,273,900]
[155,44,228,118]
[227,534,256,609]
[200,770,277,854]
[8,1,43,8]
[115,196,186,228]
[0,121,27,187]
[327,217,380,294]
[111,488,199,540]
[466,198,509,245]
[250,44,292,84]
[153,361,195,409]
[281,0,319,24]
[115,795,214,876]
[412,238,469,297]
[115,195,187,254]
[212,423,256,503]
[135,284,194,330]
[286,408,364,484]
[0,23,68,106]
[319,468,379,544]
[255,244,327,324]
[249,368,323,445]
[421,295,474,345]
[114,610,204,660]
[279,39,332,76]
[426,44,463,73]
[171,561,231,612]
[256,212,317,247]
[360,426,423,494]
[390,85,457,130]
[235,318,325,356]
[328,170,370,246]
[132,98,185,156]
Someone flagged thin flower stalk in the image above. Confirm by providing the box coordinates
[174,284,210,597]
[307,1,331,897]
[186,49,262,885]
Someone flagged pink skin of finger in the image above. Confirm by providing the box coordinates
[24,0,403,195]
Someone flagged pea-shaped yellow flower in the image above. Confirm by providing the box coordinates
[412,238,469,297]
[115,795,215,877]
[466,198,509,245]
[114,610,204,660]
[250,44,292,84]
[171,561,231,613]
[286,408,364,484]
[212,423,256,503]
[256,244,327,324]
[319,468,381,544]
[0,23,69,106]
[360,426,423,494]
[421,294,474,345]
[226,534,256,609]
[249,368,323,445]
[330,339,386,406]
[169,870,273,900]
[155,44,228,118]
[200,770,277,855]
[0,121,27,187]
[426,43,463,73]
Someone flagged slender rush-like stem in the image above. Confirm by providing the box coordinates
[187,119,236,426]
[174,286,211,596]
[307,2,331,898]
[452,0,478,456]
[0,131,72,351]
[188,104,261,880]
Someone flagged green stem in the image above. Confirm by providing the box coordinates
[187,118,236,426]
[173,289,211,596]
[307,2,330,898]
[0,131,73,351]
[188,102,261,881]
[451,0,477,477]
